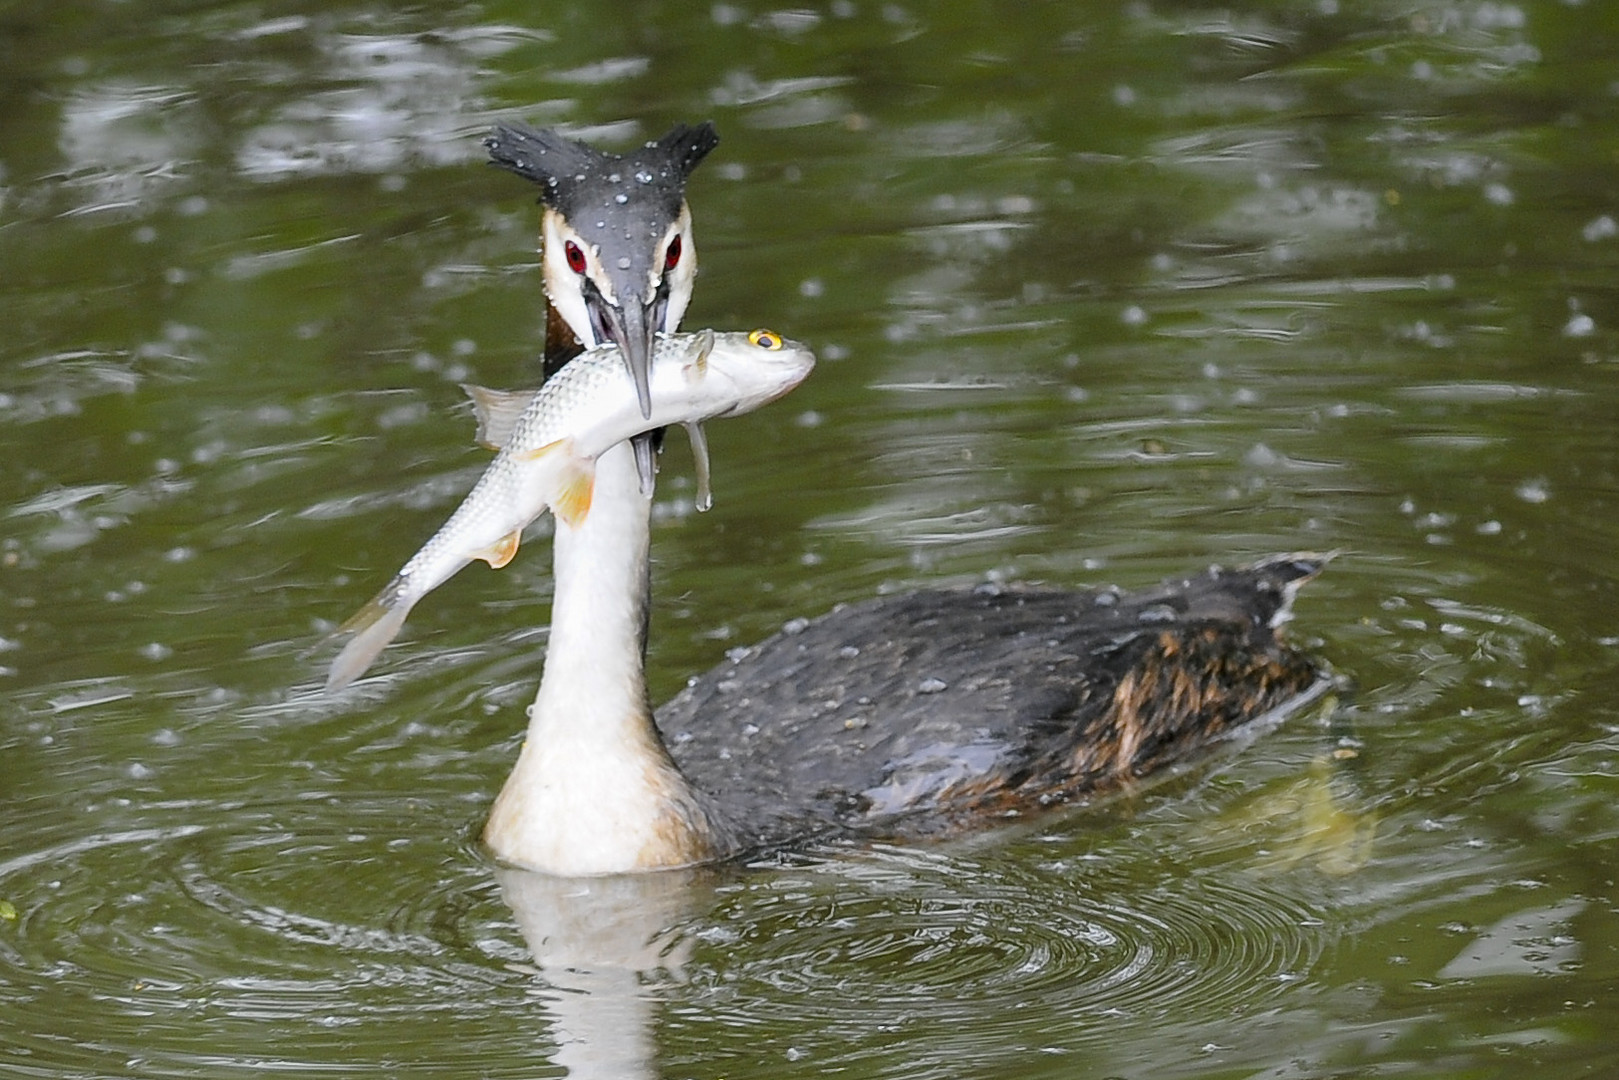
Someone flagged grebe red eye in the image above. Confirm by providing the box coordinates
[564,240,587,275]
[664,234,682,271]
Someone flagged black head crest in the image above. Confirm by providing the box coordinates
[483,123,599,201]
[485,120,719,224]
[653,122,721,184]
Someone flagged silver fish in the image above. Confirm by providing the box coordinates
[326,328,815,692]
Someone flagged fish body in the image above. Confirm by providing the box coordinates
[326,329,815,691]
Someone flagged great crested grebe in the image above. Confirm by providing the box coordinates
[475,122,1329,876]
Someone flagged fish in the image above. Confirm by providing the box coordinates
[325,328,816,692]
[466,384,724,512]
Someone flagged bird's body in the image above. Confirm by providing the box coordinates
[456,122,1332,876]
[661,558,1329,852]
[483,534,1329,874]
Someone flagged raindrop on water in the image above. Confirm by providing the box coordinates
[1516,478,1550,504]
[1582,214,1617,242]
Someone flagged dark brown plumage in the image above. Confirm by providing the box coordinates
[657,556,1330,855]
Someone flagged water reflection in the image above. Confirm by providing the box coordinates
[497,827,1365,1078]
[0,795,1363,1077]
[498,867,707,1080]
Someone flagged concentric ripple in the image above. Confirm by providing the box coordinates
[0,788,1341,1078]
[0,798,553,1078]
[667,839,1336,1071]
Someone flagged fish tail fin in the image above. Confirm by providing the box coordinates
[325,578,416,693]
[518,437,596,528]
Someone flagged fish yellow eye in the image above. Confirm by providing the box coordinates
[747,329,783,351]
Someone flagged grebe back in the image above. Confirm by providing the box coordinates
[659,557,1328,852]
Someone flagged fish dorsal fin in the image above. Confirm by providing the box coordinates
[518,437,596,528]
[682,421,713,512]
[681,328,715,383]
[475,530,522,569]
[462,384,537,451]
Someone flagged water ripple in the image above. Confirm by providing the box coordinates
[683,843,1333,1053]
[0,802,545,1075]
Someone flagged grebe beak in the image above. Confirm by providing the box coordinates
[588,286,660,421]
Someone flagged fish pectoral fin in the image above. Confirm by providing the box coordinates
[474,530,522,569]
[462,384,537,450]
[517,437,595,528]
[552,457,596,528]
[682,421,713,512]
[511,433,595,527]
[681,328,716,383]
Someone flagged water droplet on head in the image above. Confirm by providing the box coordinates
[615,192,628,204]
[617,256,632,270]
[635,170,653,184]
[574,173,586,182]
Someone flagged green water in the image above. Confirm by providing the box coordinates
[3,1,1618,1076]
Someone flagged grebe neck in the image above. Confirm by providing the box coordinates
[483,441,730,875]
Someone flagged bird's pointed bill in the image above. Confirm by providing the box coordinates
[592,292,656,420]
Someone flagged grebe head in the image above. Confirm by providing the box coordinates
[698,329,817,417]
[485,121,720,419]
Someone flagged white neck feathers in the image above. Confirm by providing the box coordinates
[483,442,725,875]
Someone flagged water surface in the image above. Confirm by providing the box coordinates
[3,1,1618,1077]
